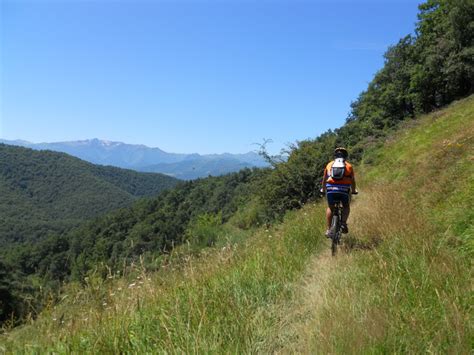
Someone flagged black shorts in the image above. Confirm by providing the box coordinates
[327,192,350,206]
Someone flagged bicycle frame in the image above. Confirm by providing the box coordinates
[330,201,344,256]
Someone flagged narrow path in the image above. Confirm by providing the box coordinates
[269,243,354,353]
[272,195,369,353]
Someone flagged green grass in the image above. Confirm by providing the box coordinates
[362,95,474,255]
[276,95,473,353]
[1,203,327,353]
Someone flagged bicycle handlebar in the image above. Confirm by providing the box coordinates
[319,188,359,196]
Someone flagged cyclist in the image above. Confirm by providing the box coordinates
[321,147,357,237]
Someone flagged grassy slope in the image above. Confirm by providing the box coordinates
[1,96,472,353]
[1,205,327,352]
[274,95,473,353]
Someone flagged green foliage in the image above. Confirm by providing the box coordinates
[186,212,223,249]
[0,161,266,325]
[348,0,473,127]
[0,145,262,325]
[228,199,266,230]
[0,144,178,247]
[67,169,261,281]
[413,0,474,110]
[257,135,335,220]
[0,144,178,324]
[258,0,473,218]
[0,261,35,326]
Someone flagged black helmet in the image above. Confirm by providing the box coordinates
[334,147,348,159]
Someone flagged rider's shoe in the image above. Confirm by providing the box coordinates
[341,223,349,234]
[325,229,332,238]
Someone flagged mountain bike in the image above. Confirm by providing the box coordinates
[329,200,344,256]
[321,190,358,256]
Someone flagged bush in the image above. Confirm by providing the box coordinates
[186,212,223,249]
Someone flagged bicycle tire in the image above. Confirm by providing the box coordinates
[330,214,339,234]
[330,213,340,256]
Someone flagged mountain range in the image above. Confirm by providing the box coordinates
[0,139,268,180]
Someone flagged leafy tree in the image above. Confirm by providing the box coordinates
[259,0,473,219]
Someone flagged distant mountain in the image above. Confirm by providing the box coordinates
[0,139,268,179]
[0,143,179,247]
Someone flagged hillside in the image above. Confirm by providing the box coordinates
[271,95,473,353]
[2,95,472,353]
[0,159,262,324]
[54,168,261,282]
[0,144,179,247]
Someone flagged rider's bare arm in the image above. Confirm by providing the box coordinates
[322,169,328,193]
[351,172,357,193]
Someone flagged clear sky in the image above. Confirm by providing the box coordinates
[1,0,420,154]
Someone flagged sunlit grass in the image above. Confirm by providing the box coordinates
[273,95,473,353]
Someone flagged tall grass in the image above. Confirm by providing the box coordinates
[273,96,473,353]
[1,203,327,353]
[298,187,471,353]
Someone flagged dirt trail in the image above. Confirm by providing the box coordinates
[268,197,365,353]
[270,243,353,354]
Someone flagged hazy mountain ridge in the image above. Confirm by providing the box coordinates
[0,139,268,179]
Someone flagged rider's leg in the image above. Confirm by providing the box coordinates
[340,193,351,233]
[326,193,335,231]
[326,206,335,230]
[342,204,350,224]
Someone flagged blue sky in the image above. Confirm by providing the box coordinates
[1,0,420,154]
